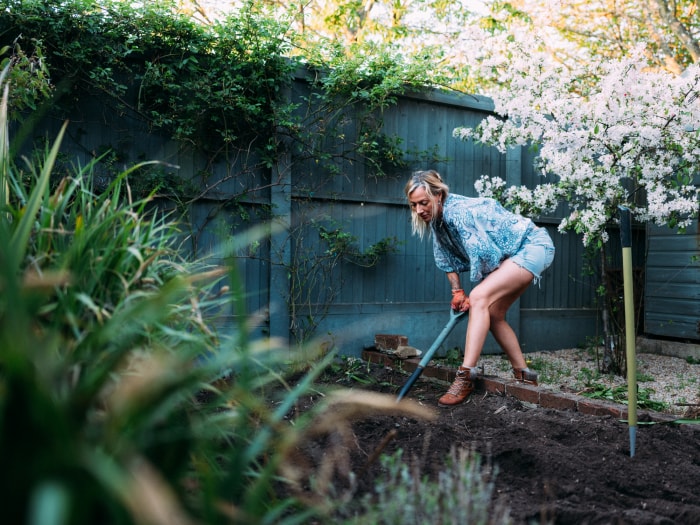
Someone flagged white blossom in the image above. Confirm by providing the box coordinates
[455,36,700,247]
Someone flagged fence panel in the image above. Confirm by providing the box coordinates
[288,85,600,355]
[17,70,612,355]
[645,221,700,340]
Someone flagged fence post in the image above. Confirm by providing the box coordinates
[269,92,293,344]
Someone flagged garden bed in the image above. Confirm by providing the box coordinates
[297,356,700,524]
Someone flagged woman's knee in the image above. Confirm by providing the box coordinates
[467,289,490,310]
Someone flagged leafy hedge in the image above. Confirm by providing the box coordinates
[0,0,294,156]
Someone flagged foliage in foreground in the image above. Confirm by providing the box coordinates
[0,66,281,523]
[0,67,461,524]
[0,78,326,523]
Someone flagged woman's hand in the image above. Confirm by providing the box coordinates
[450,289,470,311]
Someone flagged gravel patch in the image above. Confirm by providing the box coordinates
[479,348,700,416]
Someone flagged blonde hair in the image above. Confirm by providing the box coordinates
[404,170,449,238]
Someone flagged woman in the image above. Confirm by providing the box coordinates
[405,170,555,407]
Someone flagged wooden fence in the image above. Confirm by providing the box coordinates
[23,71,656,356]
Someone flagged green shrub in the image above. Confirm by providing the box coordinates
[0,64,323,524]
[342,448,511,525]
[0,0,294,156]
[0,64,440,524]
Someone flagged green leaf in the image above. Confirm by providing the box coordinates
[28,482,70,525]
[10,121,67,260]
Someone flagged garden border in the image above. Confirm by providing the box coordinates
[361,349,682,424]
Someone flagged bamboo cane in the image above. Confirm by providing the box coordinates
[619,206,637,457]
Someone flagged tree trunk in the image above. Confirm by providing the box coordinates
[600,244,621,374]
[600,303,616,374]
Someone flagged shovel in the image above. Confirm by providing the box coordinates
[396,308,468,402]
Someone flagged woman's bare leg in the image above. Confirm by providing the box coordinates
[489,305,528,369]
[461,260,533,368]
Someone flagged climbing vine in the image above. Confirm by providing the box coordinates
[285,219,402,344]
[1,0,441,342]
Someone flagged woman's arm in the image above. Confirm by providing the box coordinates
[446,272,462,291]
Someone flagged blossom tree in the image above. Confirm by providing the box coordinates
[454,31,700,371]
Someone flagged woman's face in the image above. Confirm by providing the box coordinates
[408,186,441,223]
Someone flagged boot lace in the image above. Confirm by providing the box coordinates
[446,373,472,396]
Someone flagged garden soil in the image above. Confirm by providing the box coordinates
[293,362,700,525]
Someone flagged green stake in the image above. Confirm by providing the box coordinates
[619,206,637,457]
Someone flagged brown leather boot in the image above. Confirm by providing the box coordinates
[513,367,538,386]
[438,366,478,407]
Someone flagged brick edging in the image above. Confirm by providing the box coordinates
[362,350,679,424]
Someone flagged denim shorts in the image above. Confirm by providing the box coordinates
[510,226,555,282]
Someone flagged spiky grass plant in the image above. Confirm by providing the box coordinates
[0,60,328,523]
[0,63,439,525]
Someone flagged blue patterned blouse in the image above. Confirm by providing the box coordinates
[431,194,534,282]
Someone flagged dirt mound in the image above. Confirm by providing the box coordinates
[304,363,700,524]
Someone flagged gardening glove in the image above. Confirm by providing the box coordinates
[450,289,470,312]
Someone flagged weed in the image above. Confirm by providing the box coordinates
[673,372,698,390]
[498,356,514,372]
[582,384,669,412]
[576,367,600,386]
[436,346,464,368]
[342,447,512,524]
[637,372,655,382]
[327,356,376,385]
[527,356,573,384]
